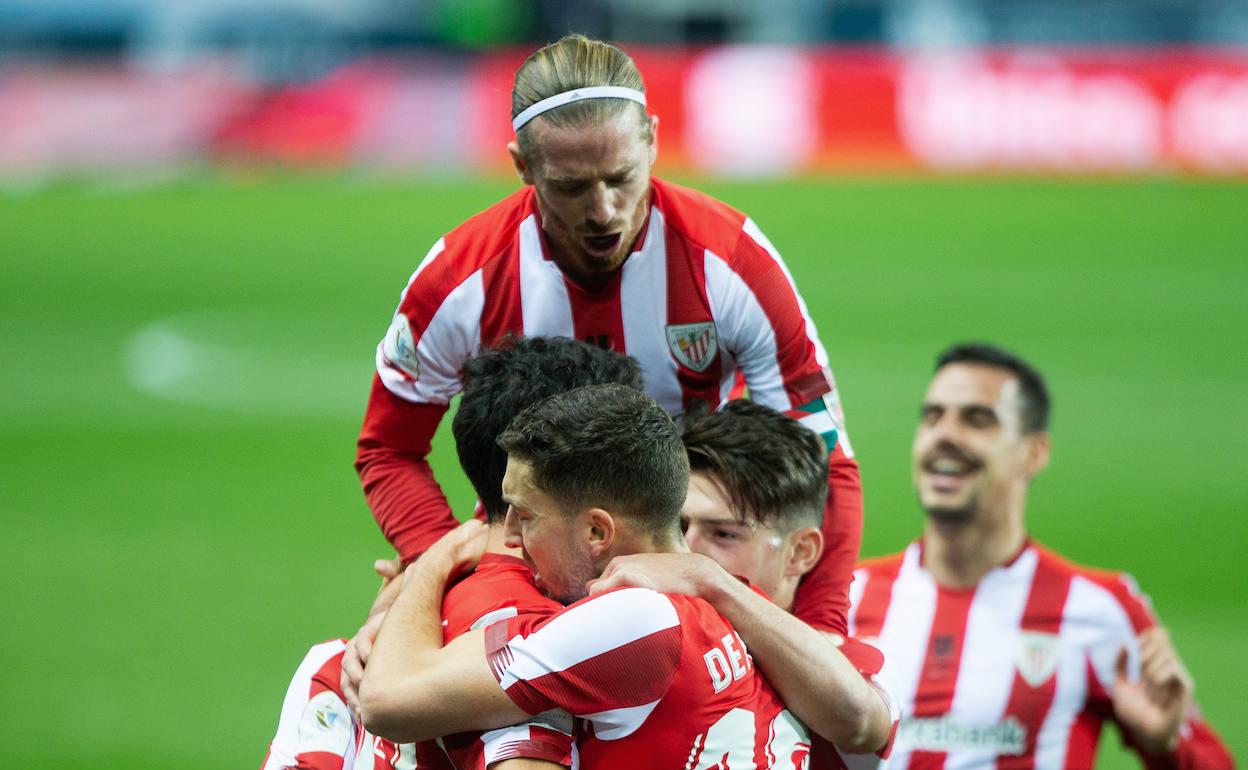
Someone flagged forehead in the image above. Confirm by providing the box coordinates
[528,110,648,177]
[501,456,535,499]
[925,363,1023,414]
[683,472,732,518]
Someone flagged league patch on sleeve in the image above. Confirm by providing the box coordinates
[787,393,842,452]
[297,690,354,756]
[382,313,421,380]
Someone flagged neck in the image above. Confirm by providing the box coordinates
[922,504,1027,590]
[607,525,689,563]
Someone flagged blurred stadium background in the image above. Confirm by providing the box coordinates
[1,1,1244,768]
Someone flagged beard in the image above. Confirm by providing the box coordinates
[923,498,977,529]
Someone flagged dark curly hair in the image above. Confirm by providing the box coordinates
[453,336,643,523]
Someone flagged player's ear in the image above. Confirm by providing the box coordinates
[507,141,534,185]
[585,508,616,558]
[785,526,824,578]
[647,114,659,166]
[1023,432,1052,479]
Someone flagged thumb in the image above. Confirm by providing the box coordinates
[1115,646,1130,683]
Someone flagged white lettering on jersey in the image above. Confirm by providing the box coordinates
[703,632,752,693]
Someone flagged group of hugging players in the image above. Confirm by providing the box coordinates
[260,33,1233,770]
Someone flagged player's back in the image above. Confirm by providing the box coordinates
[438,553,572,770]
[486,586,809,770]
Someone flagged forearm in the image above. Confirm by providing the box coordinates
[700,568,891,752]
[356,378,456,562]
[358,556,454,741]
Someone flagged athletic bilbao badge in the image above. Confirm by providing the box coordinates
[1015,631,1061,687]
[666,322,718,372]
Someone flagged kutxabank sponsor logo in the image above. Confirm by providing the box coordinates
[897,716,1027,755]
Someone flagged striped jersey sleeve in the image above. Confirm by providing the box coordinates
[260,640,356,770]
[484,587,683,733]
[374,187,533,407]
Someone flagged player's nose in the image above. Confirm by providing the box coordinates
[502,506,523,548]
[586,183,615,227]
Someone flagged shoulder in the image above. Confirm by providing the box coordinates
[651,177,749,258]
[545,587,683,638]
[442,186,536,263]
[854,550,908,580]
[444,557,560,636]
[399,186,534,303]
[1033,543,1156,634]
[289,638,349,698]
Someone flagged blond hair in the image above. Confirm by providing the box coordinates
[513,34,651,159]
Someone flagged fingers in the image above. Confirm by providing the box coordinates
[586,568,648,596]
[341,639,365,715]
[1138,627,1194,698]
[1115,645,1129,683]
[374,557,402,583]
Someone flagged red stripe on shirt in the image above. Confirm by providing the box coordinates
[479,240,524,347]
[998,551,1075,770]
[498,625,682,717]
[908,586,977,770]
[664,225,723,410]
[726,234,830,407]
[1064,656,1111,770]
[399,188,533,342]
[851,552,905,639]
[565,269,627,353]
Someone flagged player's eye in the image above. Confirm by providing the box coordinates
[714,528,740,542]
[964,407,999,429]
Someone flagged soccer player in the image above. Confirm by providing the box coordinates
[264,336,644,770]
[359,385,824,768]
[848,343,1233,768]
[588,399,899,767]
[355,32,862,638]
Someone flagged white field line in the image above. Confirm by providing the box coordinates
[123,309,370,419]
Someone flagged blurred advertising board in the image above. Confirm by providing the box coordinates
[1,48,1246,177]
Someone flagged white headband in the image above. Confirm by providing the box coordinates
[512,86,647,132]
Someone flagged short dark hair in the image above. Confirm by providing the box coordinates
[453,336,644,523]
[497,384,688,537]
[935,343,1051,433]
[681,400,827,532]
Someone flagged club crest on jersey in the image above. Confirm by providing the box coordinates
[382,313,420,380]
[1015,631,1061,688]
[666,322,718,373]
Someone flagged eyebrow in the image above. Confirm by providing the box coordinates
[688,516,750,528]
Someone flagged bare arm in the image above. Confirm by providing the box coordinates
[590,552,893,753]
[358,521,527,743]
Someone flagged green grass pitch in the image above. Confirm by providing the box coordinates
[1,175,1243,768]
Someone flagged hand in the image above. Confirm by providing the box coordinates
[587,552,724,597]
[342,610,386,717]
[413,519,488,583]
[341,556,405,715]
[1113,627,1194,754]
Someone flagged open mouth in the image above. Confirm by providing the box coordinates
[582,233,622,256]
[921,449,981,490]
[924,456,975,478]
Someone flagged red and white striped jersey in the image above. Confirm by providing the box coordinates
[435,553,574,770]
[357,176,863,635]
[848,541,1233,770]
[484,586,811,770]
[260,639,422,770]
